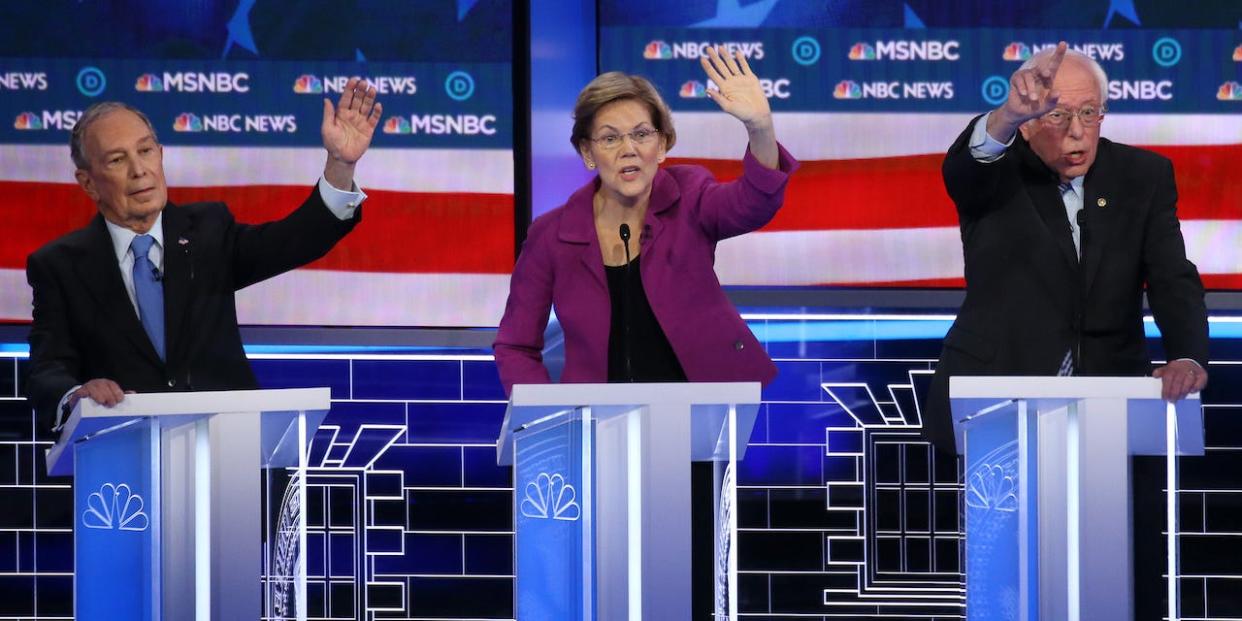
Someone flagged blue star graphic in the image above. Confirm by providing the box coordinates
[458,0,480,21]
[222,0,259,58]
[1104,0,1140,27]
[903,3,926,28]
[691,0,780,28]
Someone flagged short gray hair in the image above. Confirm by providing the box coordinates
[70,102,159,170]
[1020,47,1109,105]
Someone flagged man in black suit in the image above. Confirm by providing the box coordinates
[925,42,1209,453]
[25,78,383,432]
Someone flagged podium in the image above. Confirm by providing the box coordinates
[497,382,762,620]
[950,376,1203,621]
[45,388,332,621]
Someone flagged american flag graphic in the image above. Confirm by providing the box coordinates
[0,145,514,326]
[673,112,1242,290]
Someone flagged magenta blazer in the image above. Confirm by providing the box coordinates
[494,144,798,395]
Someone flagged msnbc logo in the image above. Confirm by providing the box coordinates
[383,116,412,134]
[848,43,876,60]
[13,112,43,130]
[644,41,672,60]
[1218,81,1242,101]
[294,75,323,94]
[679,81,707,98]
[833,80,862,99]
[135,73,164,92]
[173,113,203,132]
[1004,42,1032,61]
[1233,44,1242,62]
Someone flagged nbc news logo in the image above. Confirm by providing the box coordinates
[644,40,672,60]
[833,80,862,99]
[294,75,323,94]
[1004,42,1033,61]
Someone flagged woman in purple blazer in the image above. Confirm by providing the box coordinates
[494,46,798,395]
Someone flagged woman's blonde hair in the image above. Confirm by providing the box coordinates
[570,72,676,152]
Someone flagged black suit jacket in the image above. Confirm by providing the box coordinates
[25,185,360,430]
[924,117,1209,454]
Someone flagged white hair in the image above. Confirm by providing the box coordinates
[1020,47,1108,105]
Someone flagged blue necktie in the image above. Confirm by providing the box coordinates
[131,234,165,361]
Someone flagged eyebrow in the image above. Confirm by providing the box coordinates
[595,122,654,133]
[99,134,157,158]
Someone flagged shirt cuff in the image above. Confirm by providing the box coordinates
[54,385,80,431]
[317,176,367,220]
[1175,358,1205,372]
[969,111,1014,163]
[741,142,799,196]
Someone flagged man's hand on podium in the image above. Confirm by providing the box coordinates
[1152,359,1208,402]
[68,378,127,410]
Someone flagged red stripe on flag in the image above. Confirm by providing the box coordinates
[669,142,1242,231]
[0,182,514,273]
[801,274,1242,290]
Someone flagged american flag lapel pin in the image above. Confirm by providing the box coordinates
[178,237,189,246]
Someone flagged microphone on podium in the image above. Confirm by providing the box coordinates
[619,223,633,381]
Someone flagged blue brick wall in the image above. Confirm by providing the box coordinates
[2,315,1242,619]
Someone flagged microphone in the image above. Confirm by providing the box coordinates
[619,223,632,264]
[151,266,162,282]
[619,223,633,382]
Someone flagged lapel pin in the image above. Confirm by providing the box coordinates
[1097,198,1107,208]
[178,237,189,245]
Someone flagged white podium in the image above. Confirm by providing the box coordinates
[950,376,1203,621]
[46,388,331,621]
[497,382,762,621]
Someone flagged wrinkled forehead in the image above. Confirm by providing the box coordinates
[592,98,655,132]
[1052,57,1103,106]
[86,109,156,151]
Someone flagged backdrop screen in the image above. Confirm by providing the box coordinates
[599,0,1242,289]
[0,0,514,327]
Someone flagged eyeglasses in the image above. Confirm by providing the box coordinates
[590,128,660,150]
[1042,105,1106,128]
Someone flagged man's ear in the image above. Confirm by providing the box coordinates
[1018,119,1034,141]
[74,168,99,202]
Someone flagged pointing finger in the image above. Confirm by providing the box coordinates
[1045,41,1068,80]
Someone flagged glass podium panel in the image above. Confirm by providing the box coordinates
[75,418,161,621]
[961,401,1031,621]
[513,407,593,620]
[262,410,311,621]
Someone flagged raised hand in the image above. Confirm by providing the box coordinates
[322,77,382,169]
[700,45,779,169]
[700,46,771,129]
[1004,41,1066,124]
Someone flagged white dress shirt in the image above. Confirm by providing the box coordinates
[55,176,365,428]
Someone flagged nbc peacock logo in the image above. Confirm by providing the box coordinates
[848,43,876,60]
[833,80,862,99]
[13,112,43,130]
[382,116,411,134]
[678,80,707,98]
[1218,81,1242,101]
[643,40,672,60]
[1233,44,1242,62]
[1003,42,1032,61]
[135,73,164,92]
[293,74,323,94]
[173,113,203,132]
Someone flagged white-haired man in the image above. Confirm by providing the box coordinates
[925,41,1209,617]
[927,41,1208,450]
